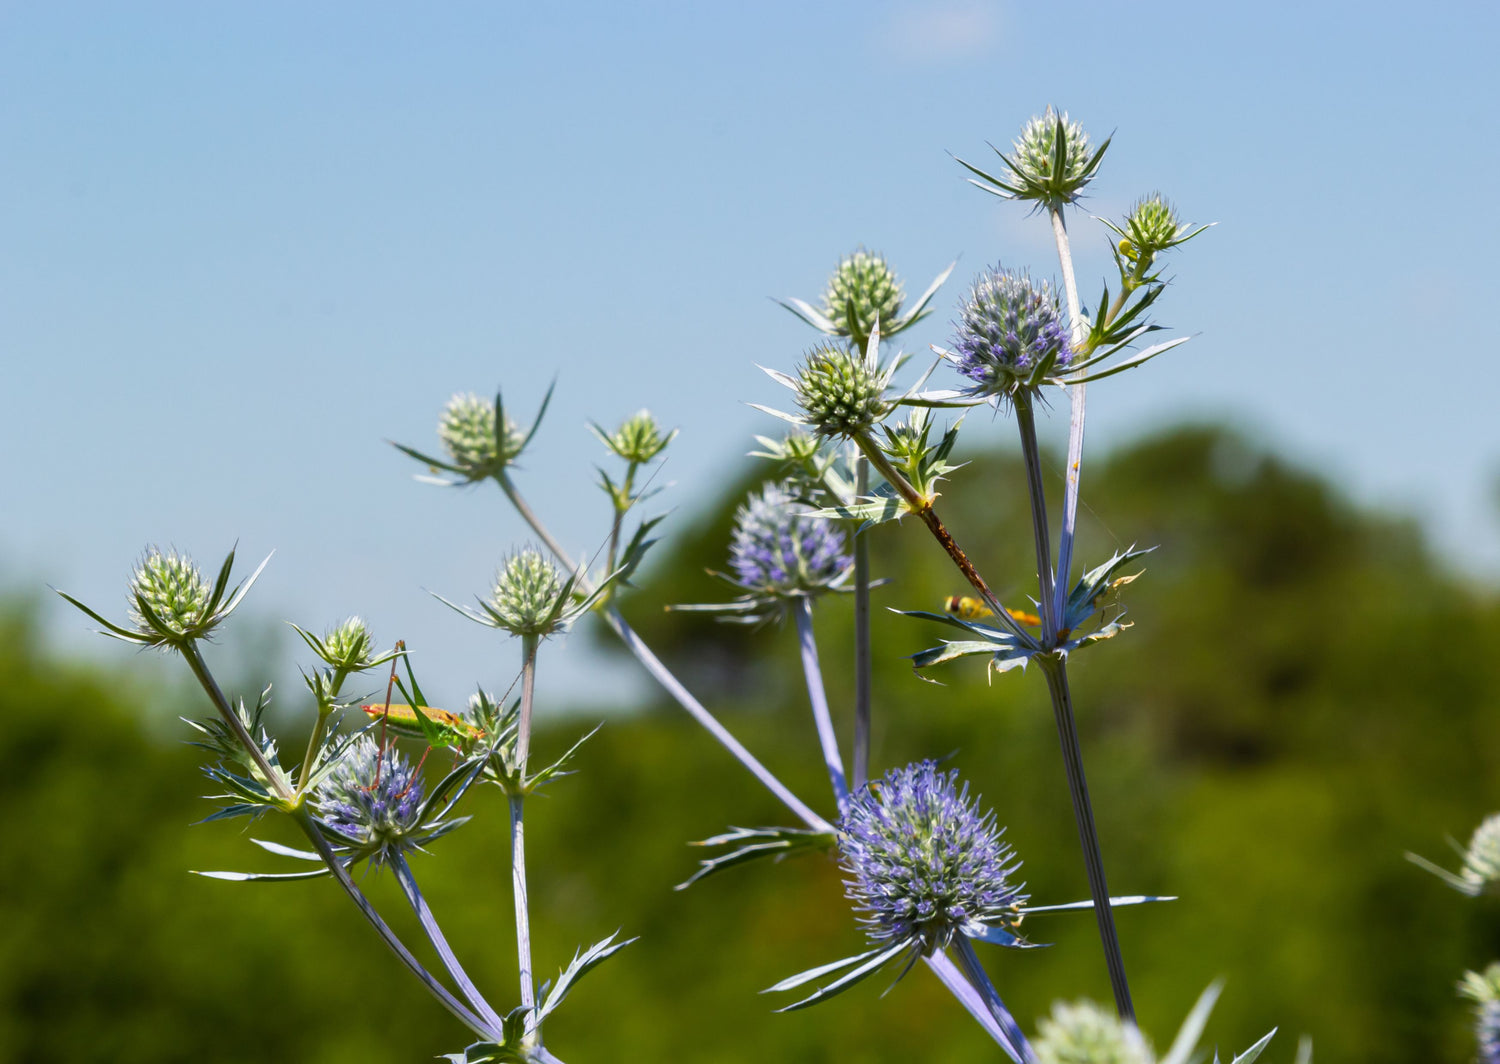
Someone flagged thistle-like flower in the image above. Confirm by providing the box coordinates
[1461,965,1500,1064]
[312,736,429,865]
[823,250,904,345]
[780,250,954,353]
[440,393,525,478]
[956,107,1109,211]
[392,385,554,485]
[1103,194,1212,265]
[1408,812,1500,896]
[840,761,1025,954]
[293,615,398,677]
[1034,1001,1153,1064]
[58,545,268,652]
[672,482,852,624]
[795,342,896,437]
[438,547,609,640]
[948,267,1073,400]
[591,409,677,465]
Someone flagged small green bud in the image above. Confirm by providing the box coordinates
[1011,108,1097,204]
[129,549,214,645]
[594,410,677,464]
[439,393,524,479]
[1105,195,1211,266]
[794,343,893,439]
[488,550,567,637]
[821,250,904,348]
[1034,1001,1153,1064]
[322,616,375,671]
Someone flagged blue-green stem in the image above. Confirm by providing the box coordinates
[793,598,848,806]
[852,455,872,790]
[180,643,495,1039]
[949,937,1036,1063]
[1038,657,1133,1020]
[1011,392,1057,637]
[391,851,508,1035]
[495,471,832,832]
[513,635,539,1037]
[1046,203,1135,1021]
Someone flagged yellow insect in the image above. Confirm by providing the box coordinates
[943,596,1041,628]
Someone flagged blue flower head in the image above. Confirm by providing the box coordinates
[729,482,852,597]
[1462,966,1500,1064]
[838,761,1025,953]
[313,736,426,864]
[951,267,1072,400]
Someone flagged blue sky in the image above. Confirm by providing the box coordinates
[4,1,1497,707]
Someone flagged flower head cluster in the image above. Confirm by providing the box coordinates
[313,736,425,863]
[487,550,568,638]
[1462,965,1500,1064]
[1411,812,1500,896]
[592,410,676,465]
[822,250,905,349]
[1033,1001,1153,1064]
[730,482,851,597]
[838,761,1024,953]
[129,550,210,640]
[792,343,897,438]
[957,107,1108,211]
[1104,194,1209,265]
[438,392,525,480]
[950,268,1073,398]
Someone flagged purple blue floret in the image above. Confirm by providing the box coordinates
[952,268,1072,396]
[314,736,425,857]
[730,483,851,595]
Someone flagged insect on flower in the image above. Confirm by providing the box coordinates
[360,702,486,744]
[944,595,1041,628]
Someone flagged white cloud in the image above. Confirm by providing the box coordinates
[874,0,1003,62]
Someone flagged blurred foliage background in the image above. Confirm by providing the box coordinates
[4,424,1498,1062]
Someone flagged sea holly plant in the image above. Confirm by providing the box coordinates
[59,543,633,1064]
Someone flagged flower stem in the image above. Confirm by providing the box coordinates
[1011,391,1056,638]
[1038,657,1134,1020]
[853,436,1036,647]
[391,852,508,1035]
[793,598,848,805]
[601,606,831,831]
[1048,205,1088,627]
[181,642,292,803]
[949,937,1037,1063]
[852,455,873,790]
[513,636,539,1035]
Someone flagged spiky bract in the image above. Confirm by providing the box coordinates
[838,761,1024,953]
[594,410,675,464]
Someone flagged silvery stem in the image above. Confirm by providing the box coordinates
[513,636,539,1032]
[793,598,848,805]
[510,795,537,1028]
[391,851,508,1035]
[493,473,829,831]
[852,456,872,790]
[948,938,1037,1063]
[1038,657,1134,1020]
[182,642,291,803]
[603,606,831,831]
[1012,391,1056,636]
[1049,205,1088,627]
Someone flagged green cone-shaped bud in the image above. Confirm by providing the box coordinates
[596,410,675,464]
[322,616,376,671]
[129,550,213,644]
[439,393,525,479]
[1034,1001,1153,1064]
[488,550,566,637]
[794,343,892,438]
[1010,108,1100,207]
[821,250,904,348]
